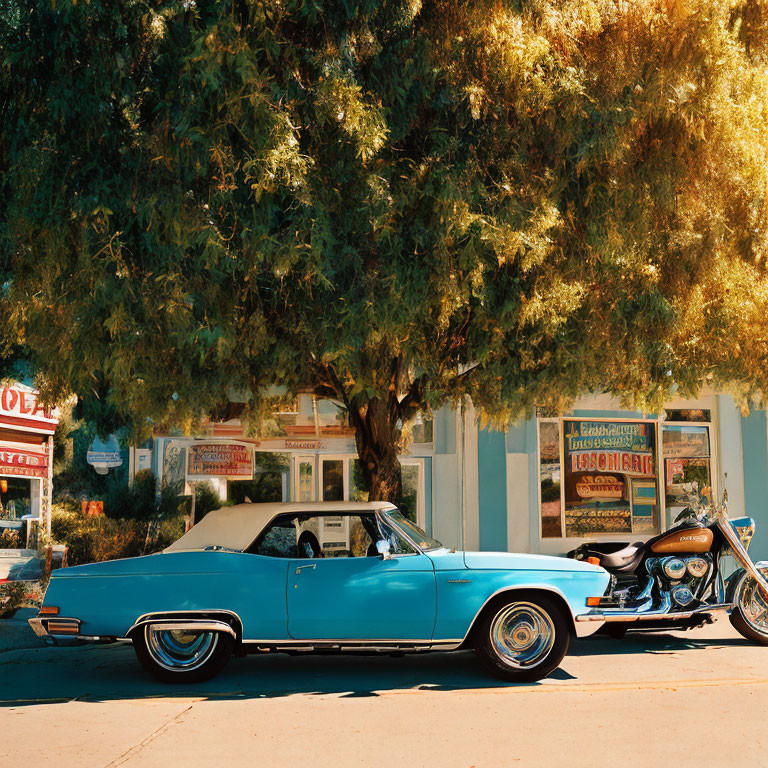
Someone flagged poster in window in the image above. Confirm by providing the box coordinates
[538,421,562,538]
[662,425,710,458]
[563,421,659,536]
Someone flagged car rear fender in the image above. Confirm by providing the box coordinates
[126,609,244,644]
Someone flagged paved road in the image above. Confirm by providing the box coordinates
[1,614,767,767]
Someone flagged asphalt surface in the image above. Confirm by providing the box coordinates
[1,613,767,767]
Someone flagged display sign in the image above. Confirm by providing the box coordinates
[187,442,253,478]
[563,420,658,536]
[565,421,655,478]
[0,384,60,435]
[87,435,123,475]
[574,475,624,501]
[0,448,48,478]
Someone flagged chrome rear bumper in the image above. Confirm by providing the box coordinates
[28,616,109,645]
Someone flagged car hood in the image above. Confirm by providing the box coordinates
[461,551,605,574]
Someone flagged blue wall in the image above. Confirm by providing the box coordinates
[741,410,768,561]
[478,428,508,551]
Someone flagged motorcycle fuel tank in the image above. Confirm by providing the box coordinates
[650,527,714,554]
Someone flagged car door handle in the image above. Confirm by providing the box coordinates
[295,564,317,574]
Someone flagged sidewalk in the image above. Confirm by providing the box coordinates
[0,607,47,654]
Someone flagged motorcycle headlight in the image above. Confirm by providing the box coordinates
[662,557,687,580]
[686,557,709,579]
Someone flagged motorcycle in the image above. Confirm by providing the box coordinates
[569,492,768,642]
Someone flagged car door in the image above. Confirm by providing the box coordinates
[287,515,436,641]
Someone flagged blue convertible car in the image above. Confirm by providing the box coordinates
[30,502,609,683]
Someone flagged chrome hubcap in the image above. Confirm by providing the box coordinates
[739,570,768,635]
[490,602,555,669]
[145,627,218,672]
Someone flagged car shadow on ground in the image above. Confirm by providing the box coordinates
[0,628,752,707]
[569,629,751,657]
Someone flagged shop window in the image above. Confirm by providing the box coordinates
[228,452,289,504]
[400,464,420,523]
[561,420,660,537]
[664,409,711,423]
[538,421,562,538]
[349,459,369,502]
[321,459,345,501]
[410,414,434,444]
[297,460,314,501]
[662,424,713,526]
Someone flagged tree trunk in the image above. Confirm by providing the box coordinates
[349,396,403,504]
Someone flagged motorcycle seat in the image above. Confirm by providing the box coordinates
[572,541,645,572]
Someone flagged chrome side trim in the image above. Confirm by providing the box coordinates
[127,609,243,638]
[239,638,464,652]
[144,620,236,639]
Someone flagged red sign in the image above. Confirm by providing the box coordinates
[569,450,655,478]
[0,385,60,435]
[0,448,49,478]
[187,443,253,478]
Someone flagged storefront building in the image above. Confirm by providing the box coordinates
[0,382,59,548]
[140,390,768,562]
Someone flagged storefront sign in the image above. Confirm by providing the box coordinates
[565,422,650,452]
[569,449,655,477]
[87,435,123,474]
[187,442,253,478]
[284,440,325,450]
[0,448,48,478]
[0,384,60,435]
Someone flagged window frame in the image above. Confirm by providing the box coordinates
[246,511,385,559]
[537,413,718,541]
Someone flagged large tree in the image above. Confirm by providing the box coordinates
[3,0,768,501]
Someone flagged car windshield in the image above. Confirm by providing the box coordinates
[382,509,443,551]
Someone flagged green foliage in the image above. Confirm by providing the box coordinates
[4,1,768,499]
[0,581,26,618]
[103,470,181,521]
[228,452,289,504]
[0,528,21,549]
[540,477,561,504]
[192,480,223,521]
[51,502,186,565]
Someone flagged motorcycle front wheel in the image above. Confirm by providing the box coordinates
[730,567,768,645]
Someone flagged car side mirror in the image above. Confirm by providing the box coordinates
[376,539,392,560]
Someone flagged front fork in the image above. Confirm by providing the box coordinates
[717,516,768,602]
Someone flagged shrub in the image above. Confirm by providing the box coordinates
[51,505,187,566]
[193,481,223,522]
[0,529,22,549]
[0,581,26,618]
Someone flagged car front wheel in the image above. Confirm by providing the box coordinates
[133,624,235,683]
[474,595,570,682]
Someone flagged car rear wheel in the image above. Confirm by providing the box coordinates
[474,595,570,682]
[133,624,235,683]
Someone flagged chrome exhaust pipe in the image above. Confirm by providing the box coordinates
[599,590,673,623]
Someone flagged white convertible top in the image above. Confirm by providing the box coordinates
[164,501,395,553]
